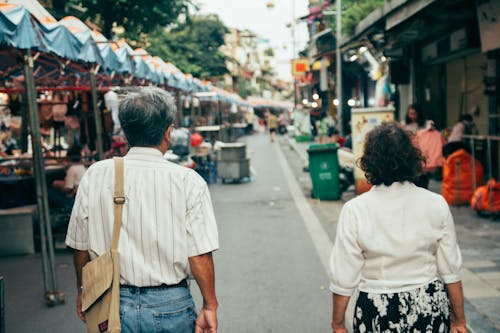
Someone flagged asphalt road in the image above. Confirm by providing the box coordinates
[193,133,332,332]
[1,133,332,333]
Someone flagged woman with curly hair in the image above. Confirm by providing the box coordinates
[329,122,466,333]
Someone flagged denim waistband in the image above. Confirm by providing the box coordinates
[120,279,188,292]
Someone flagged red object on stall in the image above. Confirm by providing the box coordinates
[190,133,203,147]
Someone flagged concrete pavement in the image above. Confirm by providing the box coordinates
[286,135,500,333]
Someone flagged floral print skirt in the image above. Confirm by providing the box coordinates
[353,280,450,333]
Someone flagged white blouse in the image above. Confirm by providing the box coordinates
[329,182,462,296]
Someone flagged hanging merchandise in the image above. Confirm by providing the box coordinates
[193,97,200,108]
[230,103,238,114]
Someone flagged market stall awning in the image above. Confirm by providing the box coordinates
[0,3,39,49]
[247,97,293,110]
[90,30,121,72]
[60,16,104,66]
[1,0,249,102]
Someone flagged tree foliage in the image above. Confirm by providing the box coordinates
[264,48,275,57]
[342,0,386,37]
[325,0,386,37]
[146,14,229,79]
[78,0,192,39]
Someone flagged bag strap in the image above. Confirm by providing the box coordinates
[111,157,125,251]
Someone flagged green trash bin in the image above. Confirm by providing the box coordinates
[307,143,340,200]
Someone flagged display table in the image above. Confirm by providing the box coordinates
[0,165,65,209]
[195,125,222,146]
[0,205,36,255]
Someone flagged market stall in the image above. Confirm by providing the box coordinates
[0,0,163,306]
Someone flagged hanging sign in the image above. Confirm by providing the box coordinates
[292,59,310,77]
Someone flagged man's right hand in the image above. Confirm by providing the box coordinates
[331,322,348,333]
[76,291,86,322]
[195,307,217,333]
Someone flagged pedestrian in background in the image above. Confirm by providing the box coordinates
[49,145,86,210]
[266,111,278,142]
[448,113,478,143]
[66,87,219,333]
[442,113,479,158]
[278,111,288,135]
[404,103,425,133]
[329,122,466,333]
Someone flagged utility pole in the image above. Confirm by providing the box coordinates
[292,0,298,108]
[336,0,343,134]
[292,0,296,57]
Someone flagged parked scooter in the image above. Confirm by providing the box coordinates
[339,165,354,193]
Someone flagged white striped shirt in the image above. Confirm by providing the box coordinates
[65,147,219,286]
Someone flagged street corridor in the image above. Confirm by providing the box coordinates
[1,133,500,332]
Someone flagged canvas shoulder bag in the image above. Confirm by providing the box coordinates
[81,157,125,333]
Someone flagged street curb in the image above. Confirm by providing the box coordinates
[464,298,499,333]
[285,136,309,167]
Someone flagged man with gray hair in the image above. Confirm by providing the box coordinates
[66,87,219,333]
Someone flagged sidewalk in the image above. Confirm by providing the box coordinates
[284,136,500,333]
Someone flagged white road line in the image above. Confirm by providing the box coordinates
[275,141,333,273]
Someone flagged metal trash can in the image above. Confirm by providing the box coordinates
[307,143,340,200]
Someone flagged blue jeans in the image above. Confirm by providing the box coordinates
[119,284,196,333]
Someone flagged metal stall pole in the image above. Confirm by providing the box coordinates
[218,99,224,142]
[89,66,104,161]
[470,136,477,192]
[21,96,29,153]
[336,0,343,135]
[1,275,4,333]
[486,137,494,215]
[176,90,183,128]
[24,53,64,306]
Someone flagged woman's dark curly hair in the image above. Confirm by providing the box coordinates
[359,122,425,186]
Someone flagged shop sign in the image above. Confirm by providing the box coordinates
[292,59,310,77]
[476,0,500,52]
[351,107,395,194]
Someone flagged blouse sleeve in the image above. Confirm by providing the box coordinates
[436,207,462,283]
[329,202,363,296]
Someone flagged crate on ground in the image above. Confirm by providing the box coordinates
[0,205,36,255]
